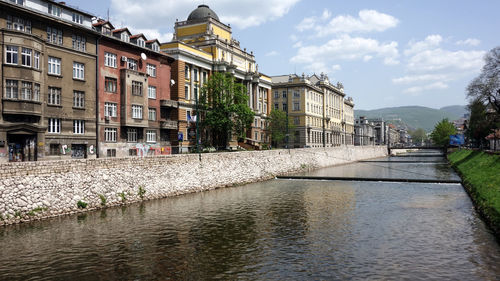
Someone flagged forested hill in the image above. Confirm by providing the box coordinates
[355,105,467,132]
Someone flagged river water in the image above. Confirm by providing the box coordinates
[1,150,499,280]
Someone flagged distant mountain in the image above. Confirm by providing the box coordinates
[355,105,467,132]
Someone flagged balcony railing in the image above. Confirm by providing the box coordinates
[160,119,178,130]
[160,100,178,108]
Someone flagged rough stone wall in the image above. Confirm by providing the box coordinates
[0,146,387,225]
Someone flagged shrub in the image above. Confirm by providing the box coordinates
[138,186,146,200]
[77,200,88,209]
[98,194,107,206]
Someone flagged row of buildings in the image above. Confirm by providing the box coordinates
[0,0,358,163]
[354,117,410,146]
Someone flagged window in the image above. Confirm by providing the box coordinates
[105,77,117,93]
[274,103,279,110]
[73,120,85,134]
[48,57,61,75]
[282,103,287,112]
[127,58,137,70]
[132,81,143,96]
[104,102,117,117]
[5,80,18,99]
[7,15,31,33]
[34,83,40,101]
[47,27,63,45]
[21,47,31,67]
[49,143,60,155]
[127,128,137,142]
[73,62,85,80]
[72,13,83,24]
[294,117,300,125]
[147,64,156,77]
[48,4,62,17]
[107,149,116,157]
[129,149,137,156]
[48,118,61,133]
[148,108,156,121]
[294,91,300,98]
[132,105,143,119]
[137,38,145,47]
[184,85,189,99]
[151,43,159,52]
[72,35,86,51]
[185,65,190,79]
[21,81,32,100]
[193,85,198,100]
[34,51,40,69]
[293,102,300,111]
[73,91,85,108]
[48,87,61,105]
[121,33,129,42]
[148,86,156,99]
[193,68,198,82]
[146,130,156,143]
[274,91,279,99]
[9,0,24,5]
[202,71,208,84]
[6,46,18,64]
[104,52,116,67]
[105,128,117,142]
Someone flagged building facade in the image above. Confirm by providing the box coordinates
[162,5,272,152]
[271,73,354,148]
[0,0,97,162]
[354,116,375,146]
[93,19,175,158]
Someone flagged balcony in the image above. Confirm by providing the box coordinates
[160,100,178,108]
[160,119,178,130]
[2,99,42,116]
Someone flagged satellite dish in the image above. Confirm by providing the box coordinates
[170,79,176,86]
[140,53,147,60]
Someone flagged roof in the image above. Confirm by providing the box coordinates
[146,39,160,44]
[112,28,131,34]
[187,4,220,21]
[93,20,115,29]
[130,33,147,40]
[271,74,298,83]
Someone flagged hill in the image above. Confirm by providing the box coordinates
[355,105,466,132]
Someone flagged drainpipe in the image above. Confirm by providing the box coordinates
[95,35,102,158]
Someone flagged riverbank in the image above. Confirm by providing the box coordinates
[448,149,500,237]
[0,146,387,226]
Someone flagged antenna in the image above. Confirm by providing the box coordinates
[107,8,109,21]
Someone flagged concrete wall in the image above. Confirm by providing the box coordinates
[0,146,387,225]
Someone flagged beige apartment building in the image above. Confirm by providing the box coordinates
[271,73,354,148]
[162,5,272,151]
[0,0,97,162]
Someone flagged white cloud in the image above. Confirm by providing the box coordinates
[289,34,299,42]
[295,9,399,37]
[265,50,279,56]
[395,35,486,95]
[292,41,303,48]
[290,35,399,67]
[302,62,341,74]
[403,82,449,94]
[111,0,300,32]
[456,38,481,46]
[133,29,173,42]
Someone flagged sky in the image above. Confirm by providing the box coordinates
[70,0,500,110]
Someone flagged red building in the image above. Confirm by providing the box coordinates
[93,20,176,157]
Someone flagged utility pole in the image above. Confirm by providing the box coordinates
[195,87,201,161]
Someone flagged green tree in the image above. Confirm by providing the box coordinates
[199,72,253,149]
[466,99,491,148]
[430,118,457,147]
[268,109,296,148]
[467,47,500,115]
[409,128,427,144]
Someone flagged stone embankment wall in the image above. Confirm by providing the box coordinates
[0,146,387,225]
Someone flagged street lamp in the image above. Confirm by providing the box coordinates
[323,116,330,147]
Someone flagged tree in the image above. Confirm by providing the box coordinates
[199,72,253,149]
[467,47,500,115]
[430,118,457,147]
[466,98,491,148]
[409,128,427,144]
[267,109,296,148]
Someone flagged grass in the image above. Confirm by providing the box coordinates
[138,186,146,200]
[448,149,500,236]
[77,200,88,209]
[98,194,107,206]
[119,192,127,202]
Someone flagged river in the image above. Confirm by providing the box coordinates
[0,150,499,280]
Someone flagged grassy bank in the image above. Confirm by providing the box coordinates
[448,149,500,237]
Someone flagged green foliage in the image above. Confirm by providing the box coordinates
[466,99,495,147]
[77,200,88,209]
[14,211,21,218]
[467,47,500,115]
[448,150,500,234]
[356,105,465,132]
[268,109,295,147]
[138,186,146,200]
[199,72,254,149]
[119,192,127,202]
[430,118,456,147]
[98,194,107,206]
[408,128,428,143]
[27,207,45,216]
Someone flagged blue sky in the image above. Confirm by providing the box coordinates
[71,0,500,110]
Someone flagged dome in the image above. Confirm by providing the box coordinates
[187,4,219,21]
